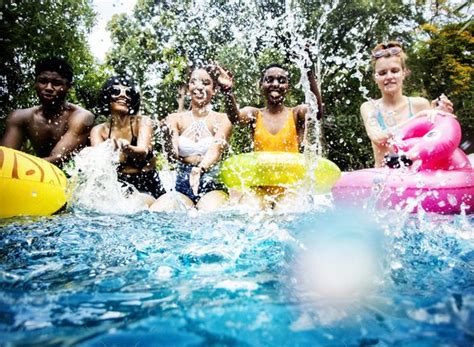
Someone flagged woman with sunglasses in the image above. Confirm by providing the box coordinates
[216,63,323,209]
[150,66,232,212]
[90,76,164,204]
[361,41,453,167]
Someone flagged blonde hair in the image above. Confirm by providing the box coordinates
[371,41,407,70]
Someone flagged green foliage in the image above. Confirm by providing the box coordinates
[409,22,473,150]
[2,0,471,170]
[104,0,440,169]
[0,0,103,133]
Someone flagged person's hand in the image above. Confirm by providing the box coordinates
[111,138,128,150]
[160,122,173,143]
[213,64,233,92]
[112,138,134,156]
[189,166,202,196]
[431,93,454,114]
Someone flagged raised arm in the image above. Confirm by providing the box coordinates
[45,109,94,165]
[1,109,28,149]
[307,70,323,120]
[215,65,257,125]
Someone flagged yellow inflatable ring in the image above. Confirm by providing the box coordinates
[0,146,68,218]
[219,151,341,193]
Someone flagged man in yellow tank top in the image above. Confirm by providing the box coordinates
[218,63,323,208]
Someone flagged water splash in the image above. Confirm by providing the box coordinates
[66,141,148,214]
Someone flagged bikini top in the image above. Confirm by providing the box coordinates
[108,116,137,146]
[253,110,299,152]
[374,97,414,130]
[178,113,214,157]
[108,116,152,169]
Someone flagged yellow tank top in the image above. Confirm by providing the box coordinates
[254,110,299,152]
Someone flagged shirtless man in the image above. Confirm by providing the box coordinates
[1,57,94,166]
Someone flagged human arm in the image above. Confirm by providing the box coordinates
[215,65,258,125]
[118,116,154,163]
[307,70,323,120]
[394,96,453,130]
[0,109,28,149]
[189,113,232,195]
[44,109,94,165]
[160,113,180,163]
[360,102,393,146]
[90,123,107,146]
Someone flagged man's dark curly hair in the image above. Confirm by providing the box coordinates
[97,76,141,116]
[35,57,74,84]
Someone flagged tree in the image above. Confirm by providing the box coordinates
[0,0,103,135]
[409,22,473,151]
[106,0,470,169]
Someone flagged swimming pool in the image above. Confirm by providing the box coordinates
[0,207,473,346]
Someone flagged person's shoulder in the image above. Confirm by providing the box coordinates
[136,114,152,122]
[8,106,37,118]
[91,122,108,134]
[6,106,37,125]
[360,99,375,109]
[410,96,430,109]
[136,114,155,127]
[168,111,187,119]
[214,110,230,119]
[360,99,376,113]
[241,105,259,116]
[69,103,93,114]
[68,103,94,120]
[91,122,106,132]
[214,111,233,126]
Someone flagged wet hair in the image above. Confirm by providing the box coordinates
[260,63,290,83]
[371,41,408,70]
[35,57,74,84]
[97,75,141,116]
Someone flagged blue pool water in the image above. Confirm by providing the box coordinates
[0,207,473,346]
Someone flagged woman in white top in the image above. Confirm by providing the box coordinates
[151,66,232,211]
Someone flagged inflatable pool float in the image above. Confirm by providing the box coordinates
[332,113,474,214]
[220,151,341,193]
[0,146,68,218]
